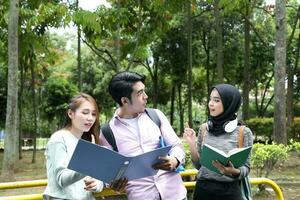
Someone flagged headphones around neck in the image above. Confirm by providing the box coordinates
[207,118,238,133]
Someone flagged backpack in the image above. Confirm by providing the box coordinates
[200,124,252,200]
[101,108,161,152]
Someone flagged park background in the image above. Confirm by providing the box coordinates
[1,0,300,199]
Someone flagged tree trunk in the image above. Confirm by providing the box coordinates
[178,85,184,136]
[286,6,300,139]
[170,86,175,125]
[30,62,37,163]
[187,0,193,128]
[76,0,82,90]
[152,66,158,108]
[214,0,224,83]
[202,29,211,112]
[2,0,19,180]
[287,33,300,139]
[18,63,24,160]
[242,6,251,120]
[273,0,287,144]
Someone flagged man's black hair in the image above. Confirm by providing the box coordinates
[108,71,146,106]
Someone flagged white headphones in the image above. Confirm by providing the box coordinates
[223,118,238,133]
[207,118,238,133]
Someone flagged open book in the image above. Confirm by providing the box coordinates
[67,139,172,183]
[200,144,252,174]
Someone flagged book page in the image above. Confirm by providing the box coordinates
[204,144,228,157]
[228,146,251,157]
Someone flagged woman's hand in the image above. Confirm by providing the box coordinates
[84,176,103,192]
[183,125,197,145]
[212,161,241,176]
[183,123,200,163]
[91,134,95,144]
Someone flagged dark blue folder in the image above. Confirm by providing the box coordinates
[67,139,172,183]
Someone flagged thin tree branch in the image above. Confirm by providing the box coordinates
[80,36,118,70]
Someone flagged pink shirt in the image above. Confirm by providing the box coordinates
[100,108,187,200]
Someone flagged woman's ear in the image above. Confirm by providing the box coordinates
[67,109,73,119]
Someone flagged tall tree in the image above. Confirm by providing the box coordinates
[274,0,287,144]
[76,0,82,90]
[1,0,19,180]
[214,0,224,83]
[242,1,251,120]
[286,5,300,139]
[187,0,193,128]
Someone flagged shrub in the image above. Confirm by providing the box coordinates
[246,117,300,143]
[246,118,273,142]
[290,139,300,157]
[251,143,290,178]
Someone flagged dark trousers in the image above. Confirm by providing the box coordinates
[193,179,242,200]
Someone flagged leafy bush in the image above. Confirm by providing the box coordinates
[251,143,290,177]
[294,117,300,140]
[246,118,273,142]
[246,117,300,142]
[290,139,300,157]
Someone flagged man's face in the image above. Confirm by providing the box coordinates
[127,81,148,113]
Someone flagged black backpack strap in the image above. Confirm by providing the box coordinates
[145,108,161,128]
[101,122,118,152]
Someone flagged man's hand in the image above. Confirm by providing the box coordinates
[152,156,179,171]
[109,177,128,192]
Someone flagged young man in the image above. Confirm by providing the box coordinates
[100,71,187,200]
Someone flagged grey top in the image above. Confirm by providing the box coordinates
[43,129,103,200]
[193,125,253,182]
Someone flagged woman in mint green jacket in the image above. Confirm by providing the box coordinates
[43,93,104,200]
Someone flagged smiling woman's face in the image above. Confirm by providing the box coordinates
[68,100,96,135]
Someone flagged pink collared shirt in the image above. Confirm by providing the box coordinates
[100,108,187,200]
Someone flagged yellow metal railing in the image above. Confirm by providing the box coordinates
[0,169,284,200]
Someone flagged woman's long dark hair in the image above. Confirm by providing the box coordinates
[64,93,100,144]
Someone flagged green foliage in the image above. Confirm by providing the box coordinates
[42,76,78,125]
[21,2,69,33]
[251,143,290,177]
[183,141,193,169]
[290,139,300,157]
[247,117,300,142]
[246,118,273,142]
[158,27,188,84]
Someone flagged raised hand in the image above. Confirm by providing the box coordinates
[183,122,196,145]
